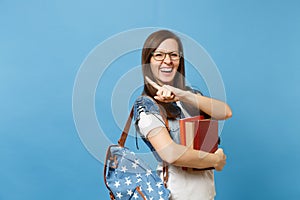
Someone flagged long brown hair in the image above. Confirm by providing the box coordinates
[141,30,200,119]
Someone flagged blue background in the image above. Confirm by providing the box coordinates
[1,0,300,199]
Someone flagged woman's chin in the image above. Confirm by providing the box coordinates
[157,78,174,85]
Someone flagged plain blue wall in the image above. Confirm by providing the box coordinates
[1,0,300,199]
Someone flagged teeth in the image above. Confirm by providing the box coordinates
[160,68,172,72]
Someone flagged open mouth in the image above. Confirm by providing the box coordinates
[160,67,173,73]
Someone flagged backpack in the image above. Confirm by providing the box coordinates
[103,108,170,200]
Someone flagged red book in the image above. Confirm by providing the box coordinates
[179,116,219,171]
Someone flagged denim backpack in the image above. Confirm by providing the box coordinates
[104,108,170,200]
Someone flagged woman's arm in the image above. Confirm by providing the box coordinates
[145,76,232,120]
[180,91,232,120]
[147,126,226,171]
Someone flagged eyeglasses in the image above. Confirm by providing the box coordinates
[151,51,182,61]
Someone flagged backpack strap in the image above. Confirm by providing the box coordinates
[118,107,134,147]
[162,117,169,187]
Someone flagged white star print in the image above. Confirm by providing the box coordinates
[146,169,152,177]
[147,185,154,193]
[125,178,132,186]
[132,162,138,169]
[136,173,141,178]
[156,182,163,188]
[136,178,142,183]
[133,192,139,199]
[116,192,123,199]
[121,165,128,173]
[114,181,120,188]
[127,189,133,196]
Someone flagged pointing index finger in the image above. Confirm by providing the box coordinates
[145,76,161,90]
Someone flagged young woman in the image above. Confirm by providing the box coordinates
[133,30,232,200]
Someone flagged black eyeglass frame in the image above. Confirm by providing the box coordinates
[151,51,183,61]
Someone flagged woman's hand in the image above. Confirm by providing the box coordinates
[145,76,186,103]
[213,148,227,171]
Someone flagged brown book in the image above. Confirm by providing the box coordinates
[179,116,219,171]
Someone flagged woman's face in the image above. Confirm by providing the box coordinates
[150,38,180,86]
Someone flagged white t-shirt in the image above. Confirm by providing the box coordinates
[137,102,216,200]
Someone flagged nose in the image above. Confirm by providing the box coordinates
[163,53,172,64]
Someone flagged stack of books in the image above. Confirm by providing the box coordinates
[179,116,219,170]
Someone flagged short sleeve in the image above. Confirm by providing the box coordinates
[186,86,203,96]
[133,96,165,138]
[138,113,164,138]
